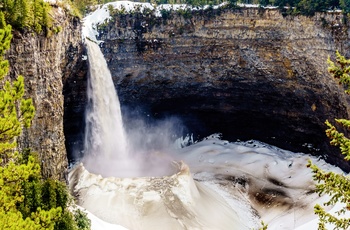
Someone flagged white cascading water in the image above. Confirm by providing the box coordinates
[83,40,129,176]
[82,39,177,178]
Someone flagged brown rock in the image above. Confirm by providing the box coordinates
[6,5,83,180]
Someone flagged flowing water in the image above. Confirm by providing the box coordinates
[84,40,128,156]
[83,40,129,175]
[82,40,177,178]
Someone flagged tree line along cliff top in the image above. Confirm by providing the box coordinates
[82,0,349,16]
[0,0,349,36]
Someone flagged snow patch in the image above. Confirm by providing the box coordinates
[84,208,129,230]
[82,1,154,42]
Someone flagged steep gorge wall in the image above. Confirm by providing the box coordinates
[89,8,350,170]
[6,6,83,180]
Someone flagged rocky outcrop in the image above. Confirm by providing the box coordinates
[6,5,83,180]
[87,8,350,170]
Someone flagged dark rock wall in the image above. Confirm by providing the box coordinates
[93,8,350,170]
[6,6,83,180]
[62,47,87,164]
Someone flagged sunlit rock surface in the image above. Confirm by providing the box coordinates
[7,4,82,179]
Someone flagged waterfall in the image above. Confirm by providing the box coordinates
[81,39,177,178]
[83,40,129,175]
[72,3,347,229]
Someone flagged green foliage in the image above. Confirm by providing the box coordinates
[74,209,91,230]
[68,0,98,17]
[0,13,35,158]
[0,12,11,80]
[0,13,90,230]
[328,51,350,94]
[177,8,193,19]
[259,220,268,230]
[258,0,348,15]
[0,74,35,157]
[308,160,350,229]
[340,0,350,14]
[258,0,270,6]
[325,119,350,160]
[1,151,91,230]
[296,0,321,16]
[227,0,238,7]
[0,0,53,34]
[308,51,350,229]
[64,0,122,17]
[160,8,172,20]
[66,0,350,18]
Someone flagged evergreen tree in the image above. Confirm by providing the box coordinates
[258,0,271,6]
[0,0,52,33]
[0,11,57,229]
[15,0,29,28]
[296,0,332,15]
[340,0,350,13]
[308,51,350,229]
[0,11,90,230]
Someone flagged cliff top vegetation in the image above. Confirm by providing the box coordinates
[0,0,53,34]
[0,0,348,32]
[75,0,349,16]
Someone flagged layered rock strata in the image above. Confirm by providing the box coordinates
[7,5,83,180]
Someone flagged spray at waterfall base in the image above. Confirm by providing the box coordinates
[70,132,341,230]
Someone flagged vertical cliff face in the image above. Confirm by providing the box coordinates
[6,6,83,180]
[85,8,350,170]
